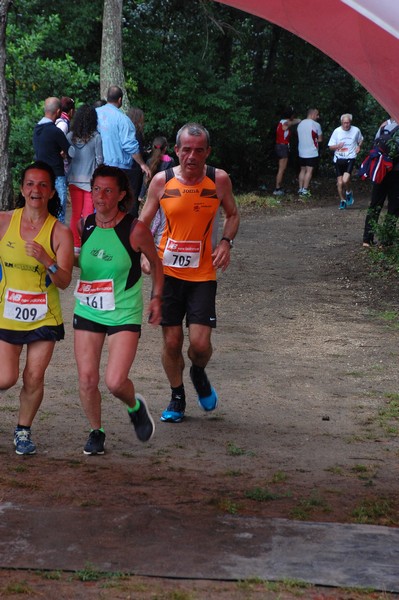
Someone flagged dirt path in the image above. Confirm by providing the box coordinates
[1,189,399,598]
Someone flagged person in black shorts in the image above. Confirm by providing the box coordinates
[73,165,163,455]
[328,113,363,209]
[140,123,240,423]
[0,161,74,455]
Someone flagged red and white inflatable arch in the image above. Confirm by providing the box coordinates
[217,0,398,119]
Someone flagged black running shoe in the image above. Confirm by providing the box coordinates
[83,429,105,455]
[129,394,155,442]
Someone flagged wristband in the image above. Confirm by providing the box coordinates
[221,236,234,249]
[47,263,59,274]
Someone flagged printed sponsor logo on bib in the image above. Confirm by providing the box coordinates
[4,288,48,322]
[163,238,201,268]
[74,279,115,311]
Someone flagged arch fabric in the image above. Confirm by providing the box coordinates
[217,0,399,119]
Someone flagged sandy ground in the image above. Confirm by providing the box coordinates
[0,183,399,599]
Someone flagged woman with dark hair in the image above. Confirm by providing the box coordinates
[139,136,175,202]
[67,104,103,255]
[0,161,74,455]
[139,136,175,238]
[273,106,301,196]
[73,164,164,455]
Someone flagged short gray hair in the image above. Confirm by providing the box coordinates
[340,113,353,123]
[176,122,210,148]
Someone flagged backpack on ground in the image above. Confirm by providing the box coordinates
[358,124,399,184]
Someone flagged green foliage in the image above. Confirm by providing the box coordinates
[4,0,389,191]
[366,232,399,274]
[6,1,100,184]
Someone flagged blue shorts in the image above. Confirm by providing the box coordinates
[161,276,217,328]
[0,324,65,345]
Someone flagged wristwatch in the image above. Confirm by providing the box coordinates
[221,236,234,249]
[47,263,59,274]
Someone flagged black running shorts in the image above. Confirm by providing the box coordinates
[73,314,141,336]
[299,156,319,168]
[334,158,355,177]
[161,276,217,328]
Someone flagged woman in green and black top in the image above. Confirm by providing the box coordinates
[73,164,163,456]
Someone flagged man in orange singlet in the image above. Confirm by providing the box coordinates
[140,122,239,423]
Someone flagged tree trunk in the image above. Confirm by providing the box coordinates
[100,0,130,110]
[0,0,13,210]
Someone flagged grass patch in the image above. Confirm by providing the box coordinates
[225,469,242,477]
[271,470,288,483]
[2,581,34,594]
[74,562,125,582]
[8,464,28,473]
[374,310,399,327]
[0,404,18,413]
[38,410,56,421]
[345,371,365,377]
[325,465,344,475]
[226,442,246,456]
[40,570,62,580]
[378,398,399,435]
[352,498,396,525]
[236,192,283,209]
[6,479,39,490]
[245,486,292,502]
[226,442,255,457]
[290,491,331,520]
[218,498,240,514]
[351,464,368,473]
[238,577,311,593]
[78,498,101,507]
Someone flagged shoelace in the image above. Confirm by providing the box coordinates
[15,430,31,442]
[169,399,185,412]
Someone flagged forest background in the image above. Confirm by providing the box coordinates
[6,0,388,191]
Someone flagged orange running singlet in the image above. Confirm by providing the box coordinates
[157,166,221,281]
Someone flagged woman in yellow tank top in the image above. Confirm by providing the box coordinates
[0,161,73,455]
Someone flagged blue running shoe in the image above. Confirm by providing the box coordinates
[161,397,186,423]
[190,366,218,412]
[339,200,347,210]
[197,388,218,412]
[345,191,354,206]
[14,427,36,455]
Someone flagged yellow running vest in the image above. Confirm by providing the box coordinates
[0,208,62,330]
